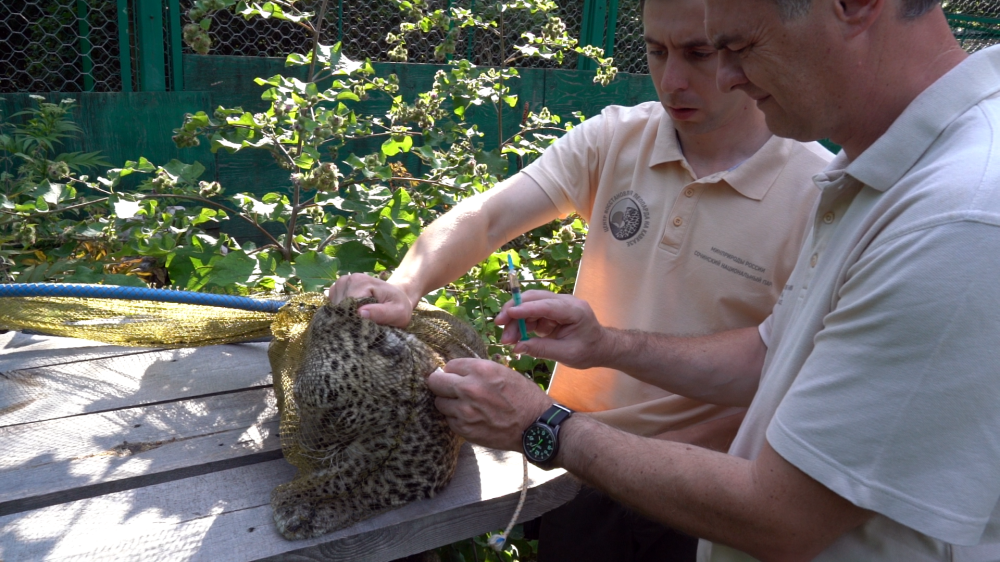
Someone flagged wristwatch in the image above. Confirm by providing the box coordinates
[522,403,573,469]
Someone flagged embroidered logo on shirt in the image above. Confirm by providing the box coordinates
[603,191,649,244]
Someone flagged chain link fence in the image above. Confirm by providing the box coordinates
[1,0,125,92]
[945,0,1000,52]
[613,0,646,74]
[179,0,582,68]
[3,0,1000,93]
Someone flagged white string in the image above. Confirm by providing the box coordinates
[489,453,530,552]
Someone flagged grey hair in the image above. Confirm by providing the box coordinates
[772,0,942,20]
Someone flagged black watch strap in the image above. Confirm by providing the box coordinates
[537,404,572,427]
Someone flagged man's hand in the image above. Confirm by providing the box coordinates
[495,290,609,369]
[426,358,553,451]
[326,273,414,328]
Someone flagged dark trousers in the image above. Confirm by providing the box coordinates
[527,486,698,562]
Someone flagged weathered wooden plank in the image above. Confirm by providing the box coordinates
[0,386,280,516]
[0,342,272,427]
[0,332,159,371]
[260,463,580,562]
[0,445,579,562]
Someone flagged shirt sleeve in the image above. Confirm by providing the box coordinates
[519,110,608,221]
[767,219,1000,546]
[758,314,774,349]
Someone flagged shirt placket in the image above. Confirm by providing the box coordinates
[798,176,858,297]
[659,175,720,251]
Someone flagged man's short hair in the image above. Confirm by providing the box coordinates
[772,0,941,19]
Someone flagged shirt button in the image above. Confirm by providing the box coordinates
[810,253,818,267]
[684,188,695,197]
[673,216,683,227]
[823,211,835,224]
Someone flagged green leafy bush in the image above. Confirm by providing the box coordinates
[4,0,608,387]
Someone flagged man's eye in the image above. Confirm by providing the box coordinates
[689,50,715,60]
[647,49,665,57]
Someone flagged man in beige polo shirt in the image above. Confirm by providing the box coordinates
[329,0,830,558]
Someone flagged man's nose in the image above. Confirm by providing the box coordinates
[716,50,748,93]
[659,56,689,93]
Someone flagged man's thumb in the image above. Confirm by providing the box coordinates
[358,303,410,328]
[513,337,559,362]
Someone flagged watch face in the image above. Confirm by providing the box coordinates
[523,423,557,463]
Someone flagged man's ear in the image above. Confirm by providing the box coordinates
[833,0,884,37]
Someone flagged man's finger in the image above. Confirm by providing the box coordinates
[504,298,582,326]
[533,318,559,338]
[425,367,463,398]
[433,395,462,419]
[513,335,570,361]
[499,321,522,345]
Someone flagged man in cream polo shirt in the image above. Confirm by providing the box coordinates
[330,0,830,440]
[330,0,829,558]
[424,0,1000,560]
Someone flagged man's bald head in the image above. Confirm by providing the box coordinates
[771,0,941,19]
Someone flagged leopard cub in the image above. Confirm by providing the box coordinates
[271,296,486,540]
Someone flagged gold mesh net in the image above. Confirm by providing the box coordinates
[0,296,274,347]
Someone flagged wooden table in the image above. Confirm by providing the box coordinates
[0,331,579,561]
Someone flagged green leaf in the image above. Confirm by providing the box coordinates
[315,42,341,67]
[344,153,365,169]
[135,156,156,172]
[380,188,419,228]
[331,49,363,75]
[202,250,257,288]
[294,153,315,169]
[380,135,413,156]
[189,207,221,226]
[254,75,282,87]
[328,240,377,273]
[184,111,210,129]
[29,180,71,204]
[431,289,459,314]
[161,159,206,183]
[550,242,570,261]
[292,251,339,292]
[475,148,509,177]
[113,198,142,219]
[285,52,310,67]
[65,267,147,287]
[480,253,504,284]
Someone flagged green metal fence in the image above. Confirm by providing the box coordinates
[3,0,1000,93]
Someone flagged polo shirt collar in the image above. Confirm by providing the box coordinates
[721,134,790,201]
[647,105,788,201]
[847,45,1000,192]
[648,106,686,167]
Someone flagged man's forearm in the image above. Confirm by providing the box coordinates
[557,415,870,562]
[654,410,746,452]
[388,175,559,306]
[599,325,767,407]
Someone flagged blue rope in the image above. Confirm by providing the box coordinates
[0,283,287,313]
